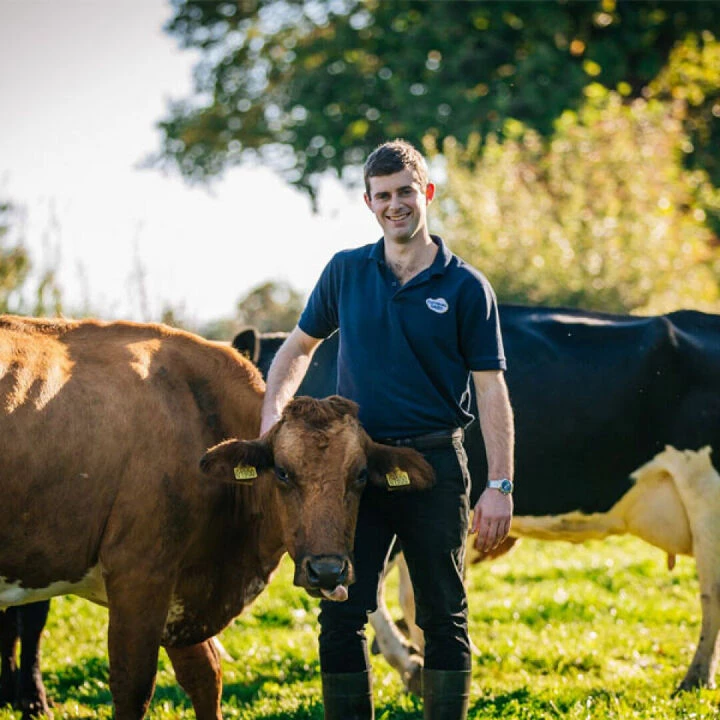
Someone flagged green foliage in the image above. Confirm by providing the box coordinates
[151,0,720,196]
[434,86,720,314]
[0,196,65,318]
[236,280,304,332]
[1,537,717,718]
[648,31,720,192]
[0,200,31,314]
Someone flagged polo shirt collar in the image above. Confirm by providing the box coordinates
[368,235,453,277]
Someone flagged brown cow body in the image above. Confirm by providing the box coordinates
[0,316,433,719]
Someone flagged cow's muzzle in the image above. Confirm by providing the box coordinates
[297,554,352,602]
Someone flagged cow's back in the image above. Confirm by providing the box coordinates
[498,306,688,514]
[0,317,264,601]
[664,310,720,451]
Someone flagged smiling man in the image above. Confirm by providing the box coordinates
[260,139,515,720]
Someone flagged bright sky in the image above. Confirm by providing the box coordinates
[0,0,375,327]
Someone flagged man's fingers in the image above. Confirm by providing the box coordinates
[471,510,481,536]
[475,518,511,552]
[476,521,497,552]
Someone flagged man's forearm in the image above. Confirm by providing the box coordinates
[260,328,320,434]
[474,372,515,482]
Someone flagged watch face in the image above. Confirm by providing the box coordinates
[500,479,513,494]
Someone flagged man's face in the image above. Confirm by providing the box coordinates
[364,168,435,245]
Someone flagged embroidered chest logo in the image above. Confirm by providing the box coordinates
[426,297,449,314]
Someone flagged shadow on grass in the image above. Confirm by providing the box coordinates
[44,655,112,706]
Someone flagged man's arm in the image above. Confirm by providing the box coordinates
[470,370,515,552]
[260,326,322,435]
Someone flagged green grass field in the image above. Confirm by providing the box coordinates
[1,536,718,719]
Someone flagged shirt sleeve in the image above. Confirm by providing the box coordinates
[458,271,507,372]
[298,255,340,340]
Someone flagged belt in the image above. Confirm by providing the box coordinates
[375,427,464,451]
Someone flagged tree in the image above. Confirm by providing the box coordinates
[433,86,720,314]
[0,199,31,313]
[151,0,720,197]
[235,280,304,331]
[647,31,720,199]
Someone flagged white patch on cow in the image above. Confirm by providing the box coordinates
[213,636,234,662]
[426,297,449,314]
[243,577,267,606]
[369,552,423,694]
[0,564,107,609]
[633,446,720,690]
[166,596,185,625]
[504,454,694,556]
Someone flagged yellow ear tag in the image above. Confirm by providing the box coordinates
[386,468,410,490]
[233,465,258,485]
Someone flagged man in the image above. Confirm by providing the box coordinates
[260,139,514,720]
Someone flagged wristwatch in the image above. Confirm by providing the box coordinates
[486,478,513,495]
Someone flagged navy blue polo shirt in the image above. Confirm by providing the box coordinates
[298,236,506,439]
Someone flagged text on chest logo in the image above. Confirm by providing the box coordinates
[426,297,449,314]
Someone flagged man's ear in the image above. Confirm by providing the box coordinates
[200,438,274,484]
[425,182,436,204]
[366,442,435,492]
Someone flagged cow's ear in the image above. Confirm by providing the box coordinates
[232,327,260,363]
[200,438,274,484]
[366,443,435,492]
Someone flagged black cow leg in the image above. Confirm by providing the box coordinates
[18,602,53,718]
[0,607,20,708]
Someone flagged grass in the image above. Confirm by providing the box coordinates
[1,536,718,718]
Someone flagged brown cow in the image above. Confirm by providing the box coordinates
[0,316,434,719]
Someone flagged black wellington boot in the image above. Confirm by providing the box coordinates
[321,670,374,720]
[422,669,471,720]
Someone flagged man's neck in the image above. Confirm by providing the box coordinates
[384,233,437,286]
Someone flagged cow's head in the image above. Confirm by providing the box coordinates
[200,395,434,601]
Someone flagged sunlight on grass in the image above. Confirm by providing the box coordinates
[1,536,718,718]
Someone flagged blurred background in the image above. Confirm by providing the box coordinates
[2,0,720,338]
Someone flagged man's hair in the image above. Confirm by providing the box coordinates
[363,139,429,195]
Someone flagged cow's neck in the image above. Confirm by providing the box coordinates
[164,483,286,646]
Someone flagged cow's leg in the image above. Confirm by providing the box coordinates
[18,601,52,719]
[166,640,223,720]
[396,553,424,654]
[630,446,720,691]
[678,549,720,691]
[368,560,423,695]
[0,607,20,708]
[106,579,170,720]
[668,449,720,690]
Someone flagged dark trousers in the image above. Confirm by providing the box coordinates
[319,437,472,673]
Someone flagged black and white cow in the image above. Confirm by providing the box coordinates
[233,304,720,694]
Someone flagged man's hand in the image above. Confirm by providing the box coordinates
[471,488,513,553]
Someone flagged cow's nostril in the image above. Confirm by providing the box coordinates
[306,555,348,589]
[306,563,320,586]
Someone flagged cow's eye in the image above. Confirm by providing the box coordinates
[356,468,369,487]
[274,466,290,484]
